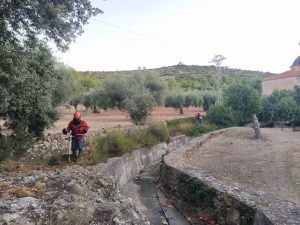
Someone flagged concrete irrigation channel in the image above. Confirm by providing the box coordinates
[101,128,300,225]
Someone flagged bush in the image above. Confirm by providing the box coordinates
[206,104,237,127]
[0,135,11,162]
[144,120,170,144]
[89,121,170,164]
[185,124,218,137]
[166,117,195,136]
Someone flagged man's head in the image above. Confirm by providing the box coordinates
[73,112,81,124]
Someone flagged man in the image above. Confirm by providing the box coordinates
[62,112,90,158]
[195,112,203,125]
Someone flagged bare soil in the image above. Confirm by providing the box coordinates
[187,127,300,206]
[46,105,201,134]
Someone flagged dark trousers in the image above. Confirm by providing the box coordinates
[71,138,85,152]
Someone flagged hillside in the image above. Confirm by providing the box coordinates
[79,64,273,79]
[79,64,274,91]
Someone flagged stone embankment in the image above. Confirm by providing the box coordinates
[0,135,191,225]
[161,128,300,225]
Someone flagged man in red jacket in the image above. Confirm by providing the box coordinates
[63,112,90,158]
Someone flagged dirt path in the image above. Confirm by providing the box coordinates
[186,127,300,206]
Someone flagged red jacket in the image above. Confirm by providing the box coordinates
[67,120,90,140]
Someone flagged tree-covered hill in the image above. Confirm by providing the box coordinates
[79,64,274,91]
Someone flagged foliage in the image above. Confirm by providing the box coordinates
[166,117,218,137]
[89,121,170,164]
[69,96,82,110]
[260,90,298,124]
[144,120,170,144]
[124,92,155,125]
[0,44,60,136]
[224,83,262,125]
[202,92,217,111]
[165,90,203,114]
[166,117,195,136]
[0,0,102,51]
[184,91,204,108]
[96,77,132,110]
[165,91,185,114]
[185,124,218,137]
[52,64,76,107]
[206,104,237,127]
[294,86,300,105]
[0,132,33,162]
[0,135,11,162]
[0,0,100,139]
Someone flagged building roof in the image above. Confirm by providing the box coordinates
[291,56,300,68]
[263,70,300,81]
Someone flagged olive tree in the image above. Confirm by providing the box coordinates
[224,83,262,139]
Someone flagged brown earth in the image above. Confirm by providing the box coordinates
[186,127,300,206]
[46,105,201,134]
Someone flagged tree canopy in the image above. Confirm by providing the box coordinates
[0,0,102,50]
[0,0,101,137]
[224,83,262,124]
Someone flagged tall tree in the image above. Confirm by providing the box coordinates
[0,0,102,136]
[224,83,262,138]
[0,0,102,50]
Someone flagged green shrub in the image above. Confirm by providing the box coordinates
[89,121,170,164]
[166,117,195,136]
[0,135,11,162]
[206,104,237,127]
[145,120,170,144]
[185,124,218,137]
[0,132,33,162]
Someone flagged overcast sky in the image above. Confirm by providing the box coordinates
[53,0,300,73]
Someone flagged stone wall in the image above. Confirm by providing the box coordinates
[160,129,300,225]
[27,132,99,159]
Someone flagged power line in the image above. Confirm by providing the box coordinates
[91,18,156,40]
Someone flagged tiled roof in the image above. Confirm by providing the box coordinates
[263,70,300,81]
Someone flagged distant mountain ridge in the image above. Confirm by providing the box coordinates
[79,64,274,79]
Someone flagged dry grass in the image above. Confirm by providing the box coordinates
[4,180,46,198]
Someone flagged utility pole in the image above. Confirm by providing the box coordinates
[209,55,226,103]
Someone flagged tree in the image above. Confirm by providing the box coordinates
[224,83,262,124]
[165,91,185,114]
[202,92,217,111]
[206,104,236,127]
[124,92,155,125]
[52,64,76,107]
[294,86,300,105]
[0,44,60,136]
[184,91,204,108]
[261,90,298,128]
[0,0,102,51]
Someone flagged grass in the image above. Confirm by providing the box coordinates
[0,117,221,169]
[88,120,170,164]
[166,117,219,137]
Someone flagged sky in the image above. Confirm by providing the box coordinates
[53,0,300,73]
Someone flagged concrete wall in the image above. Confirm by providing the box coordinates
[93,135,190,189]
[262,77,297,95]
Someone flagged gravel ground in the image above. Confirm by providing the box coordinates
[186,127,300,206]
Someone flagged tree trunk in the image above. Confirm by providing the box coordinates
[180,107,184,114]
[252,113,260,139]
